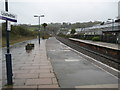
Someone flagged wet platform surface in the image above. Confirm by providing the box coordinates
[46,37,119,88]
[2,39,59,88]
[0,47,2,90]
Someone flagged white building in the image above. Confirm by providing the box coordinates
[118,1,120,19]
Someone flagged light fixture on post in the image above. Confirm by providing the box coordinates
[34,15,44,44]
[108,18,114,31]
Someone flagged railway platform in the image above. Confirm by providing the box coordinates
[69,38,120,50]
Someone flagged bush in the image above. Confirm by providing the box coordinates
[70,28,76,35]
[42,32,51,39]
[2,23,36,37]
[42,36,49,39]
[57,33,71,38]
[92,36,100,41]
[86,37,93,40]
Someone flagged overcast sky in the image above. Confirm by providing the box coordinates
[0,0,120,24]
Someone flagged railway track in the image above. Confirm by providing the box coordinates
[56,36,120,71]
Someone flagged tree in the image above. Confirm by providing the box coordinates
[100,22,104,25]
[46,23,61,35]
[42,23,48,39]
[70,28,76,34]
[42,23,47,30]
[2,23,6,36]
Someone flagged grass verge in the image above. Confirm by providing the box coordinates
[2,36,36,47]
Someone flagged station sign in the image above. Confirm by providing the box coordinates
[0,11,17,22]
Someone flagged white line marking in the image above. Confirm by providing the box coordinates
[63,50,71,52]
[70,47,120,73]
[56,38,119,79]
[91,62,119,79]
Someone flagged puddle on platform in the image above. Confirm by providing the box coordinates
[62,49,70,52]
[50,49,70,52]
[49,50,56,52]
[65,59,80,62]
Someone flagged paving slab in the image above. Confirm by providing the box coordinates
[13,79,27,86]
[14,74,39,79]
[38,85,59,88]
[25,78,52,85]
[13,70,30,74]
[29,69,50,73]
[39,73,55,78]
[20,66,40,70]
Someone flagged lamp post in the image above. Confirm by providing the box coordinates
[108,18,114,31]
[108,18,117,43]
[34,15,44,44]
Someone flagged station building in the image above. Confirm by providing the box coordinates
[117,1,120,43]
[118,1,120,19]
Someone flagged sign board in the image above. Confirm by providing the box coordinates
[0,11,17,22]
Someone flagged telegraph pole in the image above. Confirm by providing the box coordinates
[5,0,13,85]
